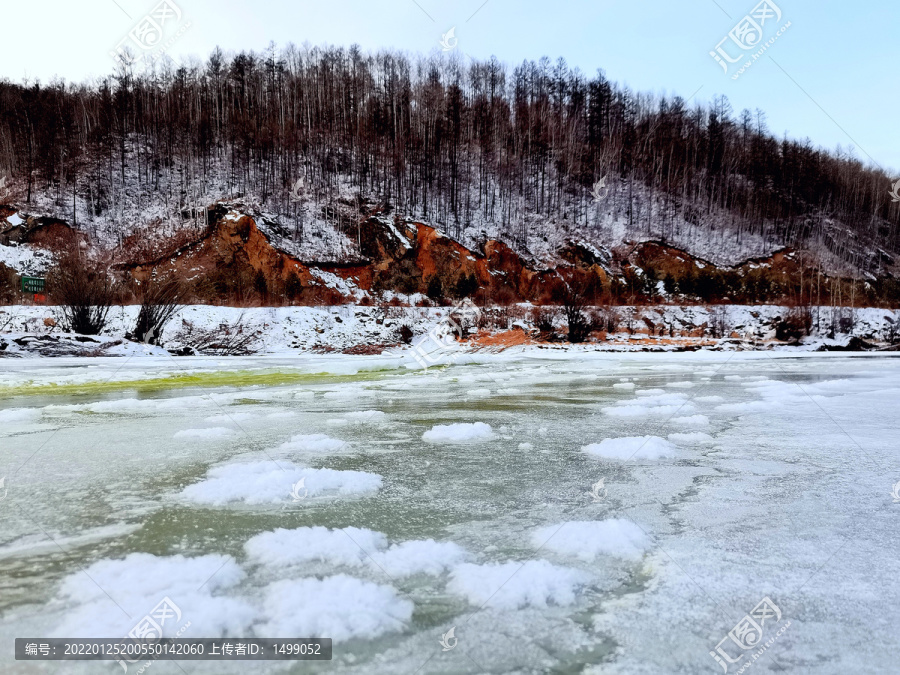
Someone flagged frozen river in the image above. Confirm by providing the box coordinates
[1,350,898,674]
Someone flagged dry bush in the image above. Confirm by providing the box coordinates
[476,307,513,330]
[530,306,558,334]
[397,324,414,344]
[172,314,263,355]
[776,306,813,342]
[49,254,118,335]
[593,305,620,333]
[561,285,591,343]
[708,305,729,339]
[129,276,184,344]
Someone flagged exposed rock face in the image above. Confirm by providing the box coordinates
[12,202,851,306]
[0,214,84,251]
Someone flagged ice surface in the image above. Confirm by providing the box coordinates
[173,426,235,440]
[602,391,696,418]
[668,431,714,445]
[278,433,349,453]
[3,352,900,674]
[670,414,710,428]
[343,410,387,423]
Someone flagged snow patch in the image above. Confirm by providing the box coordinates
[180,461,381,505]
[532,519,650,561]
[582,436,677,460]
[422,422,496,444]
[255,576,413,642]
[447,560,589,610]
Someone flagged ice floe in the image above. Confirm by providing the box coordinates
[582,436,677,460]
[180,461,381,505]
[532,519,650,561]
[447,560,589,610]
[422,422,496,444]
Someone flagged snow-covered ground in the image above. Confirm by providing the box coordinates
[0,351,899,673]
[1,303,898,359]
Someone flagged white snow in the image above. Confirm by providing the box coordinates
[602,391,695,418]
[670,414,710,428]
[255,576,413,642]
[370,540,469,578]
[179,461,382,505]
[343,410,387,423]
[278,433,349,453]
[612,382,635,390]
[244,526,467,578]
[52,553,253,639]
[0,408,40,423]
[422,422,496,444]
[447,560,590,610]
[582,436,678,460]
[532,519,651,561]
[244,526,385,568]
[173,427,235,440]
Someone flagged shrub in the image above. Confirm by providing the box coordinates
[130,277,183,345]
[172,313,263,355]
[530,307,557,334]
[397,324,414,344]
[561,285,591,343]
[775,306,812,342]
[49,254,117,335]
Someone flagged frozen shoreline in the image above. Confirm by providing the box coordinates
[1,303,898,358]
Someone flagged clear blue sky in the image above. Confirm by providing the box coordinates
[8,0,898,173]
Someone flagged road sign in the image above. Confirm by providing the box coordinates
[21,276,45,293]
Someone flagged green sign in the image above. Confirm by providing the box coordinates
[21,276,45,293]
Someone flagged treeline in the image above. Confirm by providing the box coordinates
[0,43,898,270]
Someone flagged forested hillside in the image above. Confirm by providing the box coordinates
[1,43,898,277]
